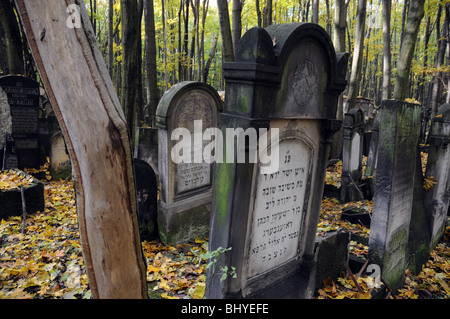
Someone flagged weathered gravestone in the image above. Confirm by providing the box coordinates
[341,108,365,203]
[205,23,348,299]
[134,158,159,241]
[368,100,422,292]
[49,131,71,180]
[0,76,40,170]
[364,116,379,178]
[155,81,222,244]
[424,104,450,249]
[134,127,159,175]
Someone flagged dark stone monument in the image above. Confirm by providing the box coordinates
[314,229,350,291]
[0,170,45,219]
[2,133,18,170]
[155,81,222,244]
[341,108,365,203]
[0,76,41,169]
[134,127,159,175]
[205,23,348,299]
[424,104,450,249]
[368,100,422,292]
[134,158,159,242]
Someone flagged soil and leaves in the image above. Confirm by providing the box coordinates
[0,157,449,299]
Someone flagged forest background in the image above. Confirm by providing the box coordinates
[1,0,450,140]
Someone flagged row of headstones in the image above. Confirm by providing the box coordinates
[0,75,71,179]
[137,23,450,299]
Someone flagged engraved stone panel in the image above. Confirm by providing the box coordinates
[171,90,215,195]
[247,138,311,278]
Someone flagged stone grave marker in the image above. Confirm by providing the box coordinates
[155,81,222,244]
[424,104,450,249]
[134,158,159,242]
[341,108,365,202]
[364,116,379,178]
[134,127,159,175]
[368,100,422,292]
[49,131,72,180]
[0,76,41,169]
[205,23,348,299]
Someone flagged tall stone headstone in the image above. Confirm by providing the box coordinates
[155,81,222,244]
[424,104,450,249]
[341,108,365,202]
[0,76,40,169]
[368,100,422,292]
[206,23,348,299]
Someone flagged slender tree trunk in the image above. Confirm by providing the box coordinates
[256,0,262,27]
[0,0,24,75]
[121,0,139,143]
[232,0,243,54]
[15,0,148,299]
[393,0,425,101]
[311,0,319,24]
[145,0,158,126]
[203,33,218,82]
[136,0,144,127]
[330,0,347,159]
[217,0,234,62]
[382,0,392,100]
[347,0,367,109]
[108,0,114,77]
[431,4,448,118]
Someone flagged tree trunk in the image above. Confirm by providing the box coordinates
[0,0,24,75]
[232,0,243,54]
[393,0,425,101]
[108,0,114,77]
[15,0,148,299]
[203,33,218,82]
[121,0,139,143]
[135,0,144,126]
[430,4,448,117]
[256,0,262,27]
[311,0,319,24]
[145,0,158,126]
[330,0,348,159]
[347,0,367,109]
[217,0,234,62]
[382,0,392,100]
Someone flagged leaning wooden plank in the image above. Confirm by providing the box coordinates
[15,0,148,299]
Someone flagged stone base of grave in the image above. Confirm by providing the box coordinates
[158,193,211,245]
[243,257,317,299]
[314,229,350,291]
[0,170,45,220]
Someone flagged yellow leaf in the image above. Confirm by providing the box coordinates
[161,292,179,299]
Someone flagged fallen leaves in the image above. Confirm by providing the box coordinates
[142,239,207,299]
[0,179,90,299]
[0,170,34,190]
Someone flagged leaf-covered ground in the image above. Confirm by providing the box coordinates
[0,158,449,299]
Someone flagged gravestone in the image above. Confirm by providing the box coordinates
[424,104,450,249]
[341,108,365,203]
[0,170,45,219]
[155,81,222,244]
[368,100,422,292]
[134,127,159,175]
[364,116,379,178]
[206,23,348,299]
[134,158,159,241]
[0,76,40,169]
[49,131,71,180]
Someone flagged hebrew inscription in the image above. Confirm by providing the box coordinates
[248,139,311,278]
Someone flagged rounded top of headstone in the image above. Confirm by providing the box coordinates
[344,108,365,128]
[155,81,222,129]
[235,27,276,65]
